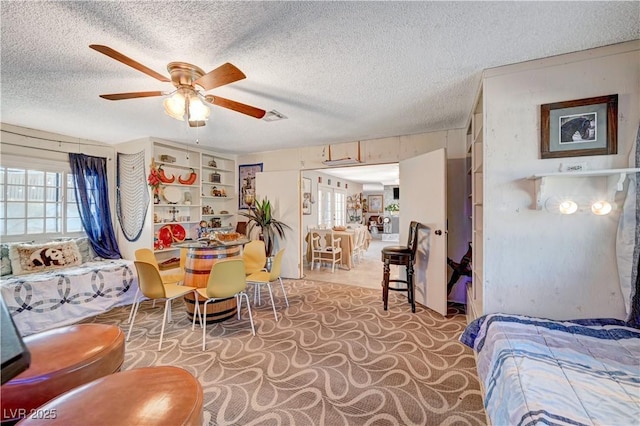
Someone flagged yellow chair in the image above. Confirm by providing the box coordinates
[134,248,184,284]
[179,247,187,271]
[128,248,185,323]
[246,248,289,321]
[192,259,255,350]
[128,261,198,351]
[243,240,267,276]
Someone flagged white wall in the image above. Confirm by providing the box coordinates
[483,41,639,320]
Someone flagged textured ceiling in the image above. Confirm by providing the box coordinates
[1,1,638,154]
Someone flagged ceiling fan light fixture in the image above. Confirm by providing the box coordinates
[91,46,265,124]
[163,90,186,121]
[187,93,210,122]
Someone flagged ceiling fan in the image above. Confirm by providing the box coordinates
[89,44,266,127]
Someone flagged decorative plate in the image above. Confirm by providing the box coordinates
[170,224,186,242]
[158,226,173,247]
[163,186,181,204]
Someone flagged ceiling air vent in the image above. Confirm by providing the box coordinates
[322,141,363,166]
[262,110,288,122]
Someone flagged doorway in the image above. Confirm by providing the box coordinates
[301,163,399,283]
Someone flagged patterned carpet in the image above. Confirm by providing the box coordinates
[85,278,486,426]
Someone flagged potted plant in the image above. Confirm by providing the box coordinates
[385,203,400,214]
[238,197,291,257]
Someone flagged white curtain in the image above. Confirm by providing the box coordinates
[616,123,639,321]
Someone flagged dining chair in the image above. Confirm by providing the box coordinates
[128,260,199,350]
[192,259,255,350]
[134,248,184,285]
[243,240,267,276]
[128,248,186,323]
[309,229,342,272]
[246,248,289,321]
[352,227,366,265]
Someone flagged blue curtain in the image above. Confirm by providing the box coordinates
[69,153,122,259]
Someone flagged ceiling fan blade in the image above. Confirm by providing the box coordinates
[99,91,165,100]
[205,95,266,119]
[194,63,246,91]
[89,44,170,83]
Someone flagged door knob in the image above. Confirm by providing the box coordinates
[435,229,443,235]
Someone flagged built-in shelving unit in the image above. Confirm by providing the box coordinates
[152,142,202,253]
[114,137,237,262]
[200,153,237,231]
[467,87,484,324]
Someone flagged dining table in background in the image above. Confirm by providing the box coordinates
[305,226,370,270]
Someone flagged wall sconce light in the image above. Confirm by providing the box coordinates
[558,200,578,215]
[591,201,612,216]
[546,196,615,215]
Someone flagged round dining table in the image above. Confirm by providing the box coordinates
[175,238,249,323]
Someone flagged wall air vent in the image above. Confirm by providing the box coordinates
[322,141,363,167]
[262,110,288,122]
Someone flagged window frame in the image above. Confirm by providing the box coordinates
[0,155,85,242]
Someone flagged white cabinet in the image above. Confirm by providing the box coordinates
[466,87,484,324]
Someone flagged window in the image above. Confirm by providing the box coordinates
[317,186,347,227]
[318,186,332,228]
[334,190,346,226]
[0,165,83,240]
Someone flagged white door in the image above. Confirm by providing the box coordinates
[317,186,347,227]
[255,171,302,278]
[400,148,447,316]
[334,190,347,226]
[317,185,333,227]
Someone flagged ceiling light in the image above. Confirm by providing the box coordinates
[187,95,210,122]
[591,201,612,215]
[558,200,578,215]
[163,87,210,124]
[163,89,186,121]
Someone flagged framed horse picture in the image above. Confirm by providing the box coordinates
[540,94,617,159]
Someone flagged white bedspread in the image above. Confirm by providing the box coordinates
[1,259,137,336]
[461,313,640,426]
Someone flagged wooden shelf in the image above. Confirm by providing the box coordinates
[201,165,234,173]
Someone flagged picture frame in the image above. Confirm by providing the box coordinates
[540,94,617,159]
[238,163,263,209]
[368,195,383,213]
[302,177,312,215]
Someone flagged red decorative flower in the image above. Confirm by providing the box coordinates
[148,159,160,194]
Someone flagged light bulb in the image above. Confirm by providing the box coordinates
[558,200,578,214]
[591,201,612,215]
[187,95,210,121]
[163,91,185,120]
